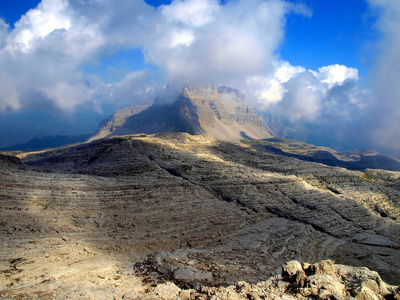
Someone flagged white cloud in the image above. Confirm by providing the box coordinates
[275,61,306,83]
[144,0,297,85]
[161,0,219,27]
[247,62,362,122]
[165,29,195,48]
[366,0,400,153]
[0,0,307,114]
[0,70,20,111]
[312,64,359,89]
[0,19,8,48]
[5,0,72,53]
[0,0,114,113]
[249,77,287,106]
[247,61,305,107]
[281,72,322,122]
[109,70,163,107]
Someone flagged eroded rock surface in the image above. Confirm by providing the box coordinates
[1,133,400,298]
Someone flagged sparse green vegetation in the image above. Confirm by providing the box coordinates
[361,172,375,183]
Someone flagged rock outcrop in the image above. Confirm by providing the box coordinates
[117,260,400,299]
[1,257,399,299]
[1,133,400,298]
[89,85,273,142]
[0,153,24,168]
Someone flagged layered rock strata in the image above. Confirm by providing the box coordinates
[1,133,400,298]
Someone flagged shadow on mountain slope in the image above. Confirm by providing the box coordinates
[113,98,204,137]
[246,138,400,172]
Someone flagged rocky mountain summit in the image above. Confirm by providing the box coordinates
[89,85,273,142]
[1,133,399,298]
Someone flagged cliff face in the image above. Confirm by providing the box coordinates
[182,85,273,141]
[89,85,273,142]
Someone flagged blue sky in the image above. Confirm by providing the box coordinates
[281,0,377,75]
[0,0,399,155]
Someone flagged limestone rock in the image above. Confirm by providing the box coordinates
[90,85,273,142]
[279,260,399,300]
[173,267,213,283]
[1,133,400,298]
[305,275,346,298]
[123,290,142,300]
[282,261,303,279]
[147,282,181,299]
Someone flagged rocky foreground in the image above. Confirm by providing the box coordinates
[1,259,399,299]
[1,133,400,298]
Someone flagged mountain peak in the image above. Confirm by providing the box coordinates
[90,85,273,142]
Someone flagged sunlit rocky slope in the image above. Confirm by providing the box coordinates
[1,133,399,298]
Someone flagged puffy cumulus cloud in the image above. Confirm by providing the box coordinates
[247,62,363,122]
[366,0,400,154]
[146,0,298,85]
[0,0,107,114]
[311,64,359,89]
[0,0,307,115]
[247,62,305,107]
[275,61,306,82]
[5,0,72,53]
[161,0,219,27]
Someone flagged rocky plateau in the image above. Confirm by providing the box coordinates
[0,132,400,299]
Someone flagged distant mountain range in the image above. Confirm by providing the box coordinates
[1,133,91,152]
[244,137,400,172]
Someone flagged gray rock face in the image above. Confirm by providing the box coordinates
[90,85,273,142]
[89,102,153,142]
[1,133,400,298]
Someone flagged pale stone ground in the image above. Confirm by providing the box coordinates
[1,133,399,298]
